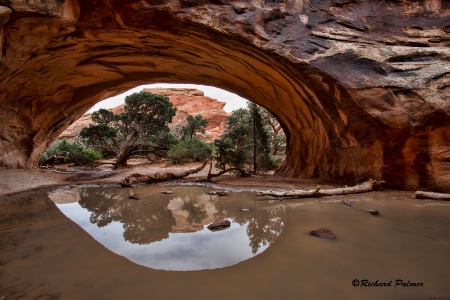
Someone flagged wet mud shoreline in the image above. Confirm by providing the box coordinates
[1,165,450,300]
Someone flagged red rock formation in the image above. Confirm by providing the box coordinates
[0,0,449,190]
[60,88,227,141]
[143,88,227,141]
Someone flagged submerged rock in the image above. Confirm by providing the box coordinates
[341,199,379,216]
[207,219,231,231]
[309,228,336,239]
[128,191,139,200]
[363,208,379,215]
[207,191,229,196]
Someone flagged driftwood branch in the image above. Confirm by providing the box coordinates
[414,191,450,201]
[342,199,379,215]
[120,161,208,187]
[206,161,244,181]
[258,179,385,199]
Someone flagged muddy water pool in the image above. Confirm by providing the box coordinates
[50,185,285,271]
[45,184,450,299]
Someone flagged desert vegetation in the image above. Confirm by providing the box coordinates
[39,139,102,166]
[40,91,286,179]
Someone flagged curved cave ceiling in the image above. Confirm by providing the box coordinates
[0,0,449,190]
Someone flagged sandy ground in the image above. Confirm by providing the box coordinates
[1,161,449,300]
[0,159,332,197]
[0,161,206,197]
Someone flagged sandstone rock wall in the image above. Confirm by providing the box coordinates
[143,88,227,141]
[0,0,449,190]
[60,88,227,141]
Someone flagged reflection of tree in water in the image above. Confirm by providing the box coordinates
[78,187,175,245]
[181,194,208,224]
[167,190,217,232]
[77,186,284,252]
[216,200,285,255]
[246,207,284,254]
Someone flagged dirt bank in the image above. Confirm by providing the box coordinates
[1,163,449,300]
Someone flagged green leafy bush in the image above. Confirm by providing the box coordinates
[39,139,103,166]
[39,152,49,165]
[167,140,213,164]
[82,148,103,161]
[167,114,212,164]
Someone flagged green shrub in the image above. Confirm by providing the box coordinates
[82,148,103,161]
[39,152,49,165]
[270,155,285,170]
[39,139,102,166]
[167,140,213,164]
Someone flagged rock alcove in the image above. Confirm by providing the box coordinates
[0,0,449,190]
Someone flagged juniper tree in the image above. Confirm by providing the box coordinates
[80,91,176,169]
[208,104,273,179]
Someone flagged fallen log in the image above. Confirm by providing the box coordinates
[414,191,450,201]
[120,161,208,187]
[342,199,379,215]
[258,179,385,199]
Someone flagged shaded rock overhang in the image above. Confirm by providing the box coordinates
[0,0,449,190]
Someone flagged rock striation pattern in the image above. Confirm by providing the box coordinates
[0,0,449,190]
[60,88,228,141]
[143,88,228,141]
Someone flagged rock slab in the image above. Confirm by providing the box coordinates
[309,228,337,240]
[207,219,231,231]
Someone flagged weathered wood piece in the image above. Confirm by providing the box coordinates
[258,179,385,199]
[120,161,208,187]
[342,199,379,215]
[415,191,450,201]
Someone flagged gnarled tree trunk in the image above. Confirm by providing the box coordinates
[113,132,139,169]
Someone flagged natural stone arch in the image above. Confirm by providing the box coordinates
[0,0,449,190]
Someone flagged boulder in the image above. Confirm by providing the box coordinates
[207,219,231,231]
[309,228,337,240]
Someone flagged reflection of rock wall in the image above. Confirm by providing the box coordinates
[48,187,81,204]
[167,194,218,233]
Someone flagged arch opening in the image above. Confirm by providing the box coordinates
[1,0,449,190]
[87,83,248,114]
[2,22,340,180]
[0,9,406,182]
